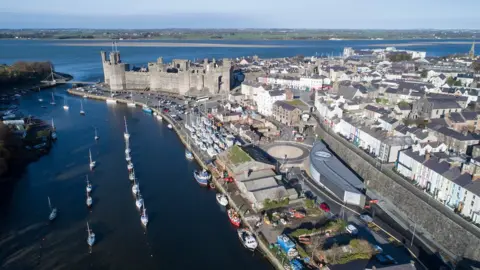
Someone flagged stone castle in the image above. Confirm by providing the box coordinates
[101,50,232,95]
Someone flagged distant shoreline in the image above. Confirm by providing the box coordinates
[52,42,290,48]
[367,41,475,47]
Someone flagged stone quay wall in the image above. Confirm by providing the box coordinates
[315,121,480,264]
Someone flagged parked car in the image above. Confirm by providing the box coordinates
[320,202,330,212]
[346,224,358,235]
[375,254,397,265]
[359,214,373,223]
[373,245,383,254]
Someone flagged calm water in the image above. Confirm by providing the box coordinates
[0,39,472,270]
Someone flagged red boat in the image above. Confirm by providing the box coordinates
[228,209,241,227]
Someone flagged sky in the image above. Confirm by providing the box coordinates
[1,0,480,29]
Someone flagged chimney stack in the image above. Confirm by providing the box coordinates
[425,152,431,161]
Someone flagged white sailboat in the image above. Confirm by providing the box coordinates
[123,116,130,141]
[125,139,131,155]
[86,175,92,193]
[129,169,136,181]
[140,204,148,227]
[127,161,134,171]
[167,124,173,129]
[86,194,93,207]
[51,118,57,140]
[132,178,139,195]
[125,151,131,162]
[63,98,69,110]
[94,127,99,141]
[135,192,144,210]
[87,222,96,247]
[89,149,96,170]
[80,101,85,115]
[50,93,56,105]
[185,136,194,160]
[48,196,57,221]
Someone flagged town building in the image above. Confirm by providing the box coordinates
[272,101,302,126]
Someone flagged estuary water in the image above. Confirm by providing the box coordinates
[0,39,473,270]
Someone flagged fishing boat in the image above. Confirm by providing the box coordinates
[123,116,130,140]
[89,149,96,170]
[86,175,92,193]
[51,118,57,140]
[142,102,153,114]
[80,101,85,115]
[216,193,228,206]
[48,196,57,221]
[63,98,69,110]
[135,193,144,210]
[140,204,148,227]
[193,169,211,186]
[86,222,96,247]
[94,127,99,141]
[50,93,56,105]
[129,169,136,181]
[228,209,241,227]
[167,124,173,129]
[131,179,139,195]
[237,228,258,251]
[86,194,93,208]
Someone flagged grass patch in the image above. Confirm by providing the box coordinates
[285,99,306,107]
[228,145,252,165]
[290,228,322,238]
[263,198,290,210]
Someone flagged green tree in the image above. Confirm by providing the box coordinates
[446,76,456,86]
[420,70,428,78]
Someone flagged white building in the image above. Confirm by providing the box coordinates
[254,89,286,116]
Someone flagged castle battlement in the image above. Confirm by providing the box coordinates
[102,50,232,95]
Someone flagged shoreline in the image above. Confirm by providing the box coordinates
[67,89,285,270]
[54,42,289,48]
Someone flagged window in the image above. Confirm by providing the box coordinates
[472,201,475,207]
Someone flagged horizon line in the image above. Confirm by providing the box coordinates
[2,28,480,31]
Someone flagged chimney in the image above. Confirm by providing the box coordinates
[425,152,431,161]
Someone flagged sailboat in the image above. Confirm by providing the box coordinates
[63,98,69,110]
[125,151,131,162]
[48,196,57,221]
[86,175,92,193]
[129,169,136,181]
[86,193,93,208]
[51,118,57,140]
[80,101,85,115]
[132,178,139,195]
[87,222,96,247]
[185,136,194,160]
[135,192,144,210]
[140,204,148,227]
[125,140,131,155]
[127,161,134,172]
[50,93,56,105]
[123,116,130,141]
[94,127,99,141]
[89,149,96,170]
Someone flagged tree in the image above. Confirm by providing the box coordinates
[472,61,480,73]
[420,70,428,78]
[446,76,457,86]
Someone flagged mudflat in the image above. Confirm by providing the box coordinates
[53,42,288,48]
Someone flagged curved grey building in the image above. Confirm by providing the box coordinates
[309,142,366,207]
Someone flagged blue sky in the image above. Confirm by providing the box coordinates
[1,0,480,29]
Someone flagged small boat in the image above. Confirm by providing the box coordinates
[132,179,139,195]
[167,124,173,129]
[127,162,134,171]
[237,228,258,251]
[87,222,95,247]
[125,147,131,154]
[63,98,69,110]
[50,93,56,105]
[38,97,43,102]
[216,193,228,206]
[89,149,96,170]
[51,118,57,140]
[48,196,57,221]
[94,127,99,141]
[142,104,153,114]
[135,193,144,210]
[106,98,117,104]
[80,101,85,115]
[123,116,130,141]
[185,150,193,160]
[193,169,211,186]
[228,209,241,227]
[86,194,93,207]
[129,169,136,181]
[140,204,148,227]
[126,152,131,162]
[156,114,163,121]
[86,175,92,193]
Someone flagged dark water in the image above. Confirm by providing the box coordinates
[0,39,472,270]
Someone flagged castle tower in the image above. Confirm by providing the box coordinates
[469,41,476,60]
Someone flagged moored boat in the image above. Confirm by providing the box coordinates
[87,222,95,247]
[89,149,96,170]
[48,196,57,221]
[86,175,92,193]
[140,204,148,227]
[167,124,173,129]
[216,193,228,206]
[142,104,153,114]
[80,101,85,115]
[63,98,69,110]
[106,98,117,104]
[132,179,139,195]
[228,209,241,227]
[237,228,258,251]
[86,194,93,208]
[127,162,134,171]
[123,116,130,140]
[129,169,136,181]
[51,118,57,140]
[185,150,194,160]
[135,193,144,210]
[193,169,211,186]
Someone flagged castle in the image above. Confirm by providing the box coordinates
[101,50,232,95]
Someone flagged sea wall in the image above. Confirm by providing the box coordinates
[315,122,480,264]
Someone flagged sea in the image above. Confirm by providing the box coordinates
[0,39,473,270]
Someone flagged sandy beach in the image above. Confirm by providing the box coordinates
[53,41,288,48]
[367,41,474,47]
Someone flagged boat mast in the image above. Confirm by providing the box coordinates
[48,196,52,211]
[89,149,92,163]
[124,116,128,134]
[51,118,55,129]
[87,222,91,236]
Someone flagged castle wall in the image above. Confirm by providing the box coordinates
[103,63,112,85]
[125,72,150,90]
[109,64,128,91]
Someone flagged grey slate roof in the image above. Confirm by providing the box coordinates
[449,112,466,123]
[273,101,297,111]
[424,159,451,175]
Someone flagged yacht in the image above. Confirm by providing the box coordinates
[140,204,148,227]
[87,222,96,247]
[127,162,134,172]
[63,98,69,110]
[207,147,216,158]
[129,169,136,181]
[94,127,99,141]
[131,179,139,195]
[50,93,56,105]
[237,228,258,251]
[216,193,228,206]
[86,175,92,193]
[135,193,144,210]
[51,118,57,140]
[167,124,173,129]
[80,101,85,115]
[106,97,117,104]
[123,116,130,140]
[193,169,211,186]
[86,194,93,207]
[48,196,57,221]
[89,149,96,170]
[125,152,131,162]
